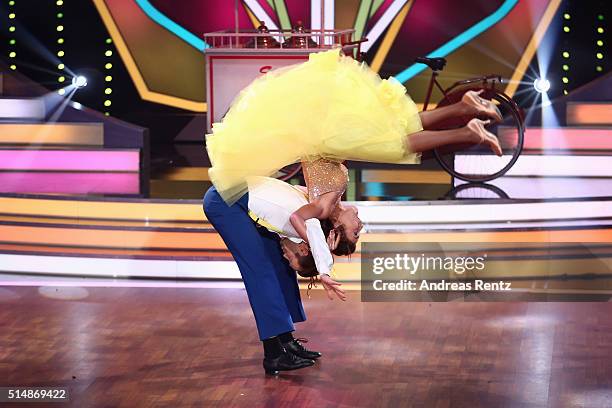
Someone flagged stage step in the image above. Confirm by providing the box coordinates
[0,172,140,195]
[0,147,140,171]
[455,177,612,199]
[455,154,612,178]
[0,122,104,146]
[566,102,612,126]
[0,97,45,121]
[499,127,612,151]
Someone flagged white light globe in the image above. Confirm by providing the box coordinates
[72,75,88,88]
[533,78,550,93]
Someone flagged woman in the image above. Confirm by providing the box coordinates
[288,85,503,256]
[206,48,503,249]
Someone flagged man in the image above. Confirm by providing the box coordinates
[203,177,345,375]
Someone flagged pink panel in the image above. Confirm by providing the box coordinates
[500,128,612,150]
[0,172,140,194]
[0,150,140,171]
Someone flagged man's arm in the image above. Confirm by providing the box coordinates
[305,219,346,301]
[304,219,333,276]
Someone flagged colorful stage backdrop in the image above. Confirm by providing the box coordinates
[92,0,561,112]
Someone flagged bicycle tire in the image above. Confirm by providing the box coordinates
[276,163,302,181]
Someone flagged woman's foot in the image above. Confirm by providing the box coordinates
[462,90,503,122]
[467,118,502,156]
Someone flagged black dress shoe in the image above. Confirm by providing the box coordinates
[263,350,315,375]
[283,338,322,360]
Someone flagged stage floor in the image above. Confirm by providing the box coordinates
[1,282,611,407]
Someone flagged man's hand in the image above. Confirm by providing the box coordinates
[320,274,346,301]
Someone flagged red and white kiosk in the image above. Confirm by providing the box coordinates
[203,24,364,132]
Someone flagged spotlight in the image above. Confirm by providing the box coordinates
[72,75,88,88]
[533,78,551,93]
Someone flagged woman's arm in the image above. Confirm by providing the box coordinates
[289,193,338,242]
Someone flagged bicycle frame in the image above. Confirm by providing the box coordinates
[422,70,525,129]
[423,72,500,109]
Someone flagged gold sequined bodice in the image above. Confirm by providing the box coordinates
[302,159,349,202]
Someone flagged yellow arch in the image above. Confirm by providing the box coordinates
[92,0,207,112]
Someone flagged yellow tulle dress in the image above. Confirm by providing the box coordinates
[206,48,423,205]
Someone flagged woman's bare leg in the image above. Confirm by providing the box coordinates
[419,90,503,130]
[406,118,502,156]
[419,102,471,130]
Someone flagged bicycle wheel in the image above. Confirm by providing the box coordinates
[433,87,524,183]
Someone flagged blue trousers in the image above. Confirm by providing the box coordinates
[203,186,306,340]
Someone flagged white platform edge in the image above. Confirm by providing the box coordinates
[0,98,45,120]
[0,254,241,279]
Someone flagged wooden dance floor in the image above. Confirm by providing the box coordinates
[1,285,612,407]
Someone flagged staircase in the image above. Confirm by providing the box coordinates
[0,67,147,196]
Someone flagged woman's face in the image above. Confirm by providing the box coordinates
[336,205,363,243]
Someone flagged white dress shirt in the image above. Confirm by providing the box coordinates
[247,176,333,276]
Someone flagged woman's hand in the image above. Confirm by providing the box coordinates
[327,229,340,251]
[320,274,346,301]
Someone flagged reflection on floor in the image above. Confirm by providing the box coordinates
[1,284,611,407]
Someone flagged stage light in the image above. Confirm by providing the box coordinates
[563,26,570,33]
[106,38,112,44]
[105,63,112,69]
[596,66,603,72]
[58,76,65,83]
[9,52,16,58]
[533,78,551,93]
[596,53,603,59]
[56,25,64,32]
[563,13,570,20]
[9,65,16,70]
[9,0,15,5]
[58,63,64,69]
[72,75,88,88]
[9,39,15,45]
[57,13,63,18]
[597,40,603,46]
[105,50,113,57]
[8,13,15,19]
[104,88,112,95]
[9,26,15,32]
[57,50,64,57]
[56,0,63,5]
[72,102,83,110]
[57,38,64,44]
[104,100,112,107]
[562,77,569,84]
[562,51,570,58]
[597,27,604,34]
[598,14,604,21]
[105,75,112,82]
[58,88,66,95]
[562,64,569,71]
